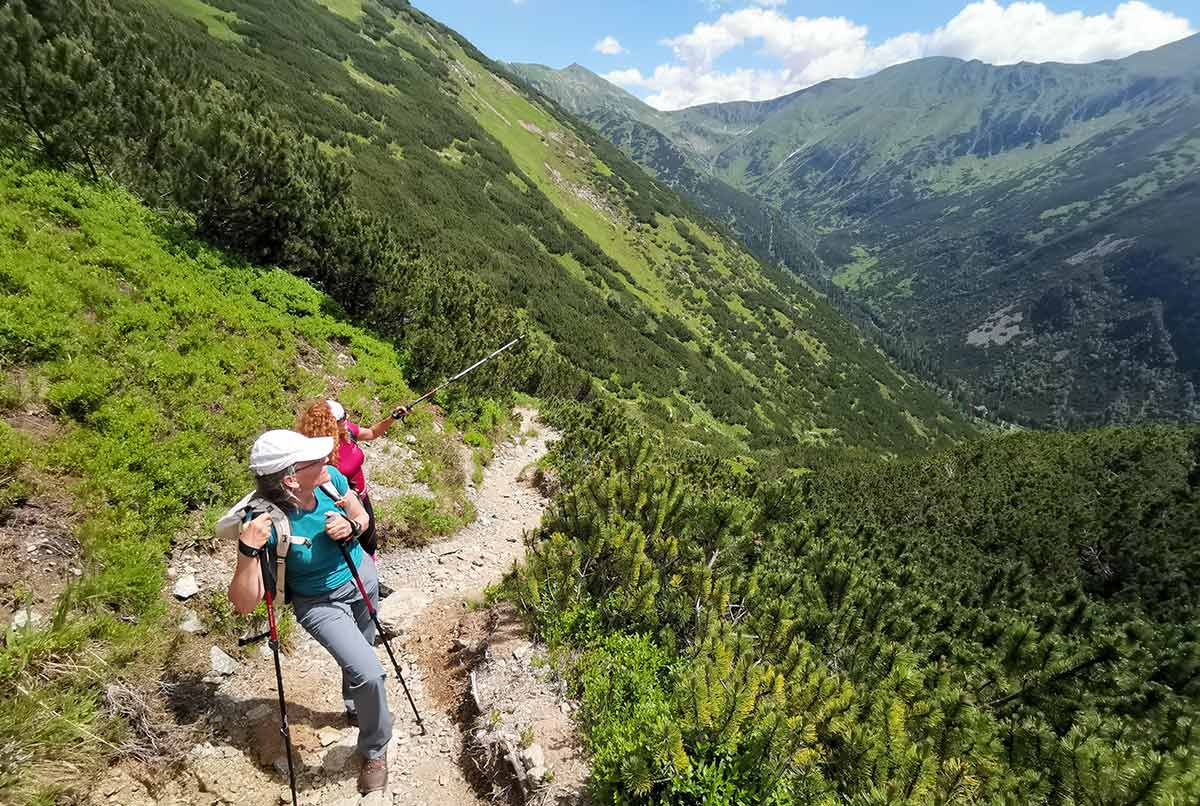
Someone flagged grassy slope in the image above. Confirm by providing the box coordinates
[153,0,973,460]
[517,42,1200,427]
[407,14,976,455]
[510,62,830,319]
[0,164,434,802]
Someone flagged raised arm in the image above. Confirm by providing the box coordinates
[352,405,410,442]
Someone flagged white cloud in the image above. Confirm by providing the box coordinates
[603,1,1194,109]
[594,35,626,56]
[601,67,648,85]
[704,0,787,8]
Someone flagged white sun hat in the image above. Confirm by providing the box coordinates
[326,399,346,421]
[249,430,333,476]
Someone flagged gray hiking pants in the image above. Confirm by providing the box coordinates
[292,554,392,760]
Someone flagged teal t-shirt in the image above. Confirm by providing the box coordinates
[271,467,363,598]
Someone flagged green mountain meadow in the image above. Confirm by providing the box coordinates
[0,1,1197,804]
[115,0,971,464]
[513,37,1200,428]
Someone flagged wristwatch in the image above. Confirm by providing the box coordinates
[238,540,264,558]
[344,514,363,538]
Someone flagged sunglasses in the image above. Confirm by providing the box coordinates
[290,459,325,474]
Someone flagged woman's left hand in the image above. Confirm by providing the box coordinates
[325,510,354,541]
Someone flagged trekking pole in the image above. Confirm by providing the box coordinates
[242,510,299,806]
[329,532,425,734]
[397,336,522,413]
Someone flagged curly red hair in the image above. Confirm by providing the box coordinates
[295,400,349,465]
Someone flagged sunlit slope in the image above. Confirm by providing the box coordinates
[150,0,972,457]
[516,38,1200,426]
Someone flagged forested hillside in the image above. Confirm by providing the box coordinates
[3,1,1198,805]
[515,39,1200,428]
[512,404,1200,803]
[511,62,826,286]
[0,0,974,464]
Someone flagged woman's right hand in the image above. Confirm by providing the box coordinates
[240,513,273,550]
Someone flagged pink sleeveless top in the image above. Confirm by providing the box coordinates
[336,422,368,498]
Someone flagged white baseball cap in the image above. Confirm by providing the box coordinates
[326,399,346,421]
[249,430,333,475]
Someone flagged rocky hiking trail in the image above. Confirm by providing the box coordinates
[98,408,588,806]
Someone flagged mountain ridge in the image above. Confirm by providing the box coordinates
[511,35,1200,426]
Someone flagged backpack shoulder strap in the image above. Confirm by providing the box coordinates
[318,482,345,510]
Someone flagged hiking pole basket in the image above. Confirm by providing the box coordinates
[333,537,425,734]
[242,509,300,806]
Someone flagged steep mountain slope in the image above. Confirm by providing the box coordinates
[126,0,972,459]
[512,62,826,288]
[513,37,1200,427]
[0,164,425,803]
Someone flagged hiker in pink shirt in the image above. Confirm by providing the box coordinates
[295,399,409,557]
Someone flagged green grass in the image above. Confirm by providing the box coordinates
[0,422,33,513]
[832,245,880,290]
[166,0,244,42]
[0,162,418,800]
[1040,200,1091,220]
[374,494,472,547]
[343,57,397,95]
[315,0,363,21]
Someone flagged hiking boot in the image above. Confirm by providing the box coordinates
[358,754,388,794]
[344,708,359,727]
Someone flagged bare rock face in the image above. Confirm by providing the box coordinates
[318,726,344,747]
[375,587,431,635]
[179,609,205,634]
[209,646,239,677]
[173,574,201,600]
[519,743,544,771]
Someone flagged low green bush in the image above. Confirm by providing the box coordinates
[374,494,469,547]
[509,400,1200,805]
[0,422,33,514]
[0,163,416,800]
[574,633,671,800]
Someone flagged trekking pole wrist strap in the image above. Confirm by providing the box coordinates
[238,540,264,558]
[343,513,362,538]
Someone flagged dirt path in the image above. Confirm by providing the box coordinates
[127,408,559,806]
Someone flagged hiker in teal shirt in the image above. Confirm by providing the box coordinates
[281,465,362,596]
[228,430,392,795]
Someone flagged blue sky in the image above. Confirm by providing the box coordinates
[415,0,1197,109]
